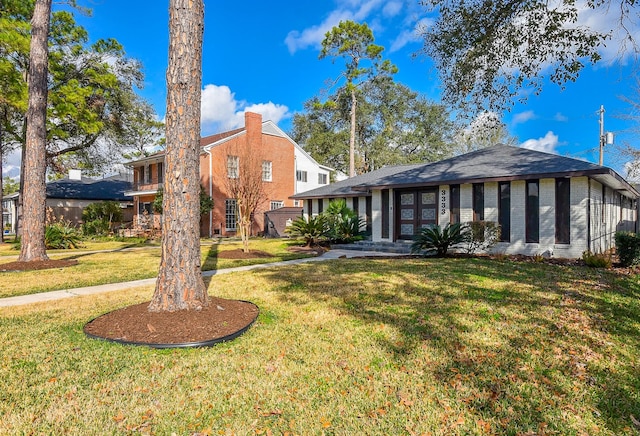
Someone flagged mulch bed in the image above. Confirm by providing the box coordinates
[216,249,274,259]
[0,259,78,272]
[84,297,259,347]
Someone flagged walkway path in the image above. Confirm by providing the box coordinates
[0,249,401,308]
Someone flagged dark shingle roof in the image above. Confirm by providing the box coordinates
[293,145,639,199]
[46,175,133,201]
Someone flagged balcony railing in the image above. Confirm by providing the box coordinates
[130,182,162,192]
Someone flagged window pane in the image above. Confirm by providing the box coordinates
[555,178,570,244]
[225,199,237,230]
[526,180,539,243]
[450,185,460,224]
[498,182,510,242]
[473,183,484,221]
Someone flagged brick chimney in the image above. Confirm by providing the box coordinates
[245,111,262,150]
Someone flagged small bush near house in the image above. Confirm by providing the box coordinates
[45,219,82,249]
[285,215,329,247]
[323,199,365,243]
[615,231,640,267]
[82,201,123,236]
[582,250,612,268]
[411,223,468,257]
[465,221,501,254]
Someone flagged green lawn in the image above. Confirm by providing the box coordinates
[0,257,638,434]
[0,238,313,298]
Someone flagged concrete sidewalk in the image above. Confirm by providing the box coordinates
[0,249,402,308]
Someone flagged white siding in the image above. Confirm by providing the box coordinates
[294,148,331,195]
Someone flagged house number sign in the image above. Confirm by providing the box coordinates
[440,189,447,215]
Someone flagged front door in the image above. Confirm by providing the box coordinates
[396,188,438,240]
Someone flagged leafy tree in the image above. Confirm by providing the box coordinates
[320,20,397,177]
[418,0,639,113]
[148,0,208,312]
[2,177,19,194]
[81,201,123,236]
[292,78,455,174]
[18,0,51,263]
[1,3,158,176]
[453,112,518,155]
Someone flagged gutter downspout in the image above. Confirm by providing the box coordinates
[587,178,591,253]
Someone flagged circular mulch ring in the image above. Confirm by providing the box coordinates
[0,259,78,272]
[84,297,259,349]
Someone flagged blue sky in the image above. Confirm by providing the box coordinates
[7,0,639,177]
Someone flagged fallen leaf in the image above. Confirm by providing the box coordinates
[113,413,125,423]
[147,324,156,333]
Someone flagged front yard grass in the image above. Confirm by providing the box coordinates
[0,238,312,298]
[0,257,638,434]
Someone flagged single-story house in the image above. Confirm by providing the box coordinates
[292,145,639,258]
[5,170,134,233]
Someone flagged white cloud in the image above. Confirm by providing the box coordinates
[284,10,353,54]
[512,110,536,125]
[200,83,290,134]
[554,112,569,122]
[520,131,559,153]
[390,18,433,53]
[382,1,402,18]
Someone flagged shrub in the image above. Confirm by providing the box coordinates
[285,215,329,247]
[153,186,214,215]
[582,251,612,268]
[45,219,82,249]
[82,201,123,236]
[411,223,468,257]
[322,199,365,243]
[615,231,640,267]
[464,221,501,254]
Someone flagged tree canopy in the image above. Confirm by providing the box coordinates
[418,0,639,114]
[0,1,160,176]
[291,77,456,175]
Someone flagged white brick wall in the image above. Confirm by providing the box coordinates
[484,182,498,222]
[460,184,473,223]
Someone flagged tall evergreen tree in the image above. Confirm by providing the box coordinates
[148,0,208,312]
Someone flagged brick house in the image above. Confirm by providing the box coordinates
[292,145,639,258]
[125,112,331,237]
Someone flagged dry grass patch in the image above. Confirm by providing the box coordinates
[0,257,638,434]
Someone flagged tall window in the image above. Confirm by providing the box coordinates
[352,197,359,216]
[526,180,539,243]
[450,185,460,224]
[225,199,237,231]
[296,170,307,182]
[262,161,272,182]
[227,155,239,179]
[381,189,389,239]
[556,178,570,244]
[270,200,284,210]
[472,183,484,221]
[139,166,145,185]
[157,162,164,184]
[317,198,323,214]
[318,173,327,184]
[498,182,510,242]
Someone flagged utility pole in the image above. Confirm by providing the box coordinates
[598,105,614,166]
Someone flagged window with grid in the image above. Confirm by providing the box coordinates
[262,161,272,182]
[270,201,284,210]
[145,165,152,183]
[296,170,307,182]
[225,199,237,231]
[318,173,327,184]
[227,155,239,179]
[157,162,164,184]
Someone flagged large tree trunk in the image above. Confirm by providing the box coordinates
[148,0,208,312]
[18,0,51,262]
[349,86,357,178]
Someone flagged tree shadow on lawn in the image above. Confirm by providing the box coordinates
[258,256,640,434]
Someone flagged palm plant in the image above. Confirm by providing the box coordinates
[411,223,468,257]
[323,199,364,243]
[285,215,329,247]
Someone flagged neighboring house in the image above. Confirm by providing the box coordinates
[2,192,18,234]
[4,170,134,232]
[45,170,134,225]
[292,145,639,258]
[125,112,331,237]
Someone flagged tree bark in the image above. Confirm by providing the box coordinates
[18,0,52,262]
[349,87,357,178]
[148,0,208,312]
